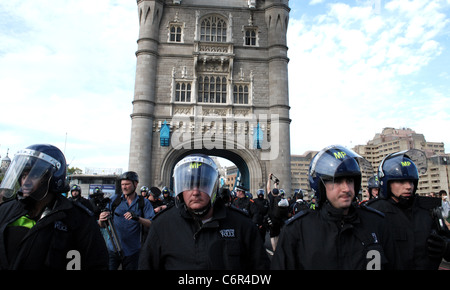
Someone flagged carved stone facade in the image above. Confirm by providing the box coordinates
[129,0,291,194]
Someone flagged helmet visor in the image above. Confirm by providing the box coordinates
[311,146,372,180]
[0,149,60,201]
[378,149,427,179]
[173,156,219,199]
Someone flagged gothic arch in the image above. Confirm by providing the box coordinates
[158,138,265,195]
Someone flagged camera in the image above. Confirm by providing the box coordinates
[89,187,111,212]
[271,174,280,185]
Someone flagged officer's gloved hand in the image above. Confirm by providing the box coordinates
[427,232,450,261]
[266,216,273,227]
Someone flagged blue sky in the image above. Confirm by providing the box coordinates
[0,0,449,171]
[288,0,450,154]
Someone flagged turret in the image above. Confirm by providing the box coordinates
[264,0,292,194]
[129,0,164,187]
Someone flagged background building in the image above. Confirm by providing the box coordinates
[291,151,317,195]
[353,127,449,196]
[68,173,119,198]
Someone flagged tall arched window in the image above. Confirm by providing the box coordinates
[200,15,227,42]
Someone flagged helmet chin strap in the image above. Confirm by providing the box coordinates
[392,194,414,208]
[186,201,212,219]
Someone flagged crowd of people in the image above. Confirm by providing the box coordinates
[0,143,449,270]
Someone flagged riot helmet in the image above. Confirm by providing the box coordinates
[162,186,170,196]
[70,184,82,198]
[0,144,68,203]
[377,149,426,199]
[367,175,380,198]
[308,145,372,208]
[173,154,219,210]
[257,189,265,198]
[140,186,149,197]
[71,184,82,194]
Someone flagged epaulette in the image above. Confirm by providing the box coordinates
[365,198,377,206]
[229,204,249,216]
[416,196,441,210]
[359,203,385,217]
[285,210,309,225]
[72,200,94,217]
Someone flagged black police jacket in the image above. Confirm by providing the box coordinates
[271,202,397,270]
[0,196,108,270]
[232,197,258,224]
[367,196,442,269]
[138,202,270,270]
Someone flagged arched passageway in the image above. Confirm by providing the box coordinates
[159,142,266,195]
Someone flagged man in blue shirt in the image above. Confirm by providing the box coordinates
[99,171,154,270]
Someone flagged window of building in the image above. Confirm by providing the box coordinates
[233,84,249,104]
[245,28,257,46]
[175,82,191,102]
[200,16,227,42]
[198,76,227,103]
[169,25,182,42]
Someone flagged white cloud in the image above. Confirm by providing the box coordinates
[1,0,449,172]
[309,0,325,5]
[288,0,450,154]
[0,0,138,170]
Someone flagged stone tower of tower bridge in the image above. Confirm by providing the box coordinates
[129,0,291,195]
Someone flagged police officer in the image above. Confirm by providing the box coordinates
[232,184,257,218]
[148,186,166,213]
[272,145,397,270]
[138,154,270,270]
[0,144,108,269]
[266,174,289,251]
[254,189,269,240]
[68,184,94,211]
[367,150,450,269]
[290,189,309,215]
[367,175,381,200]
[140,186,149,197]
[161,186,175,207]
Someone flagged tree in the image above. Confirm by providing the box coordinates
[68,167,83,175]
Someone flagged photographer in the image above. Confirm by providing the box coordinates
[266,173,288,252]
[98,171,154,270]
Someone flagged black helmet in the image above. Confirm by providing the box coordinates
[367,175,380,189]
[149,187,162,198]
[70,184,82,194]
[308,145,372,208]
[0,144,68,202]
[119,171,139,183]
[257,189,265,197]
[162,186,170,195]
[378,149,427,199]
[367,175,380,198]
